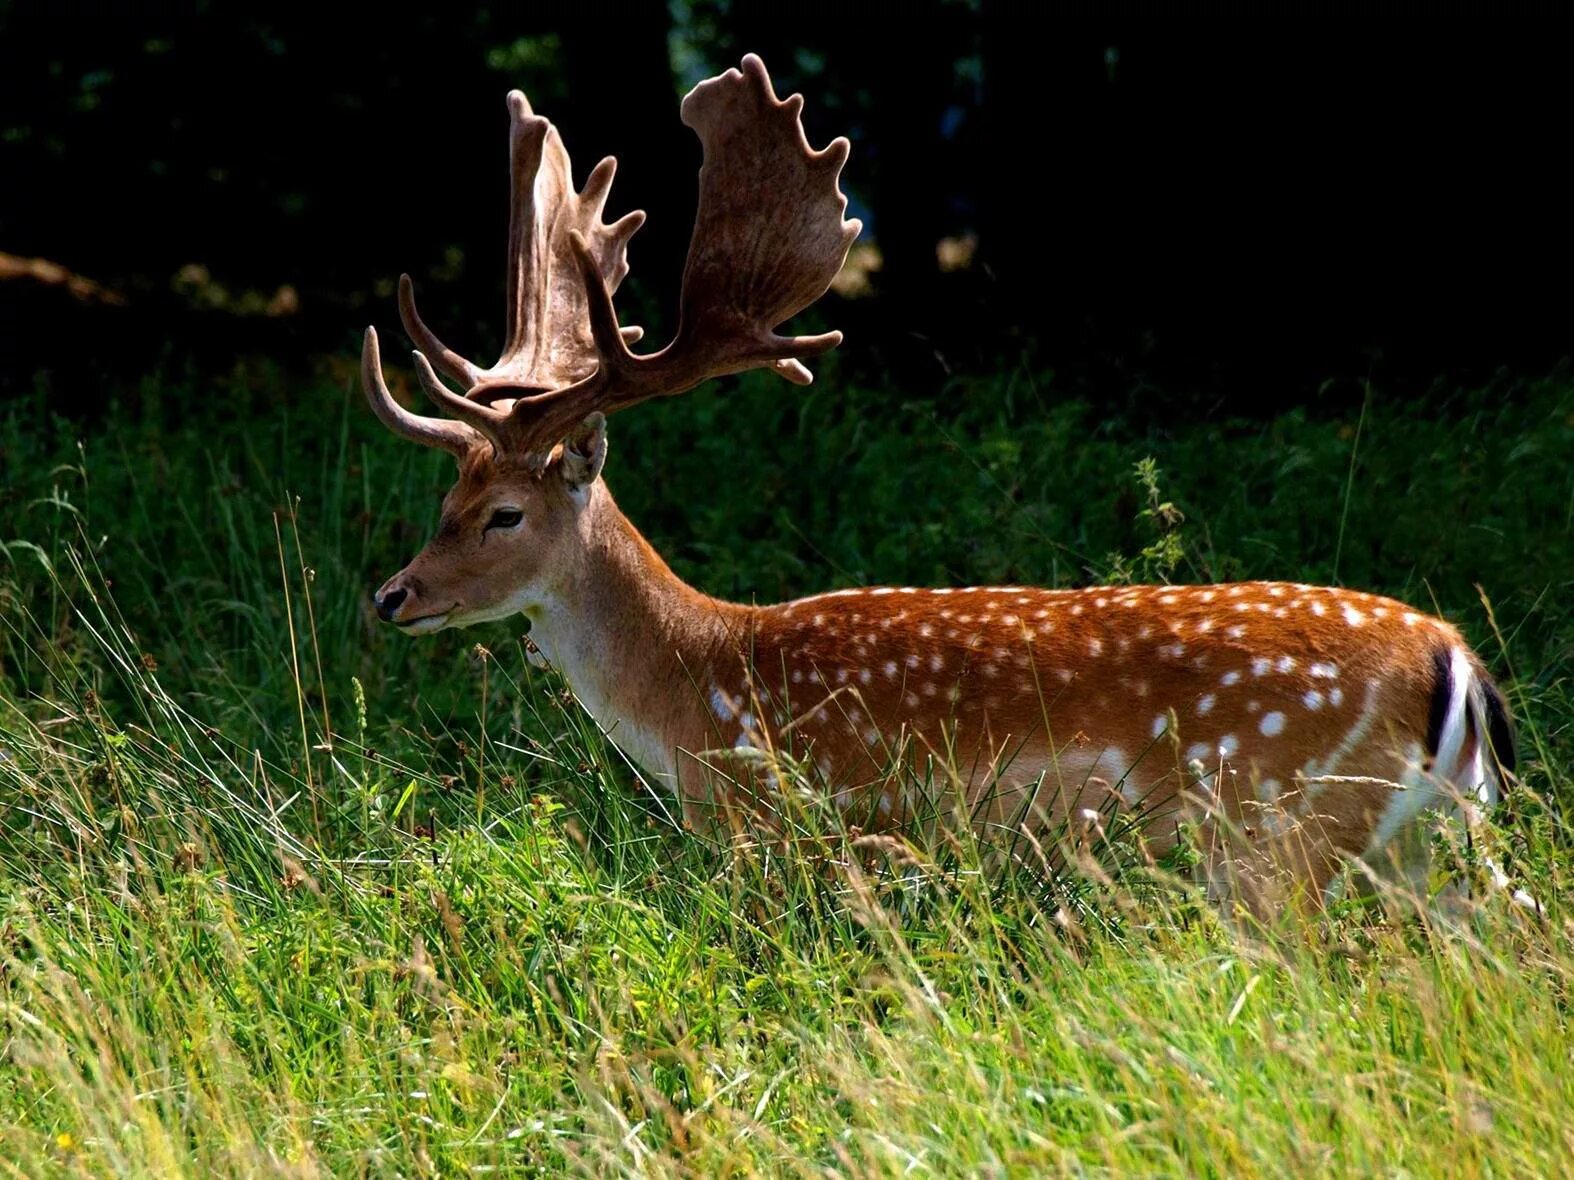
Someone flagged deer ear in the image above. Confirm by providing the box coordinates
[559,412,608,490]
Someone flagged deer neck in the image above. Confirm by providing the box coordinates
[523,480,749,791]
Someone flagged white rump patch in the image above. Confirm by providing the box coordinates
[1430,648,1475,783]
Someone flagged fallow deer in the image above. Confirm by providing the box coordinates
[358,55,1520,913]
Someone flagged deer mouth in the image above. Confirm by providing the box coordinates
[396,609,453,634]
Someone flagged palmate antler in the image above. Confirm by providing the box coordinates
[363,54,861,462]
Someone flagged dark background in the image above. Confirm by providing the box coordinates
[2,3,1568,409]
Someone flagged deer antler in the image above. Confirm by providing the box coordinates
[360,327,479,456]
[363,54,859,461]
[400,90,647,396]
[484,54,862,459]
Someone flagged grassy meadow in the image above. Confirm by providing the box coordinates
[0,356,1571,1175]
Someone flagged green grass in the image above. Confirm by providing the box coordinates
[0,358,1571,1175]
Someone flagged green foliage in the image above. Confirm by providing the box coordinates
[0,363,1571,1174]
[1103,456,1187,584]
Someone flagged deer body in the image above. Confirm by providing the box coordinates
[478,467,1512,907]
[357,55,1517,911]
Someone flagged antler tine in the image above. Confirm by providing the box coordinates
[360,328,480,457]
[496,53,860,460]
[410,351,508,448]
[398,275,483,390]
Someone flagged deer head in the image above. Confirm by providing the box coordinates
[362,55,860,632]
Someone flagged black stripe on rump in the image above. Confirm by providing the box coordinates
[1423,646,1452,764]
[1482,679,1518,778]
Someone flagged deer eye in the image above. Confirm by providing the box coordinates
[485,507,524,532]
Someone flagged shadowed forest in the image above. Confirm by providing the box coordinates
[4,7,1569,398]
[1,6,1571,1174]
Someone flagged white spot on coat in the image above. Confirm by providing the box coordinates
[1260,711,1286,737]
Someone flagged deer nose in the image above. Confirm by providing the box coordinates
[375,585,409,622]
